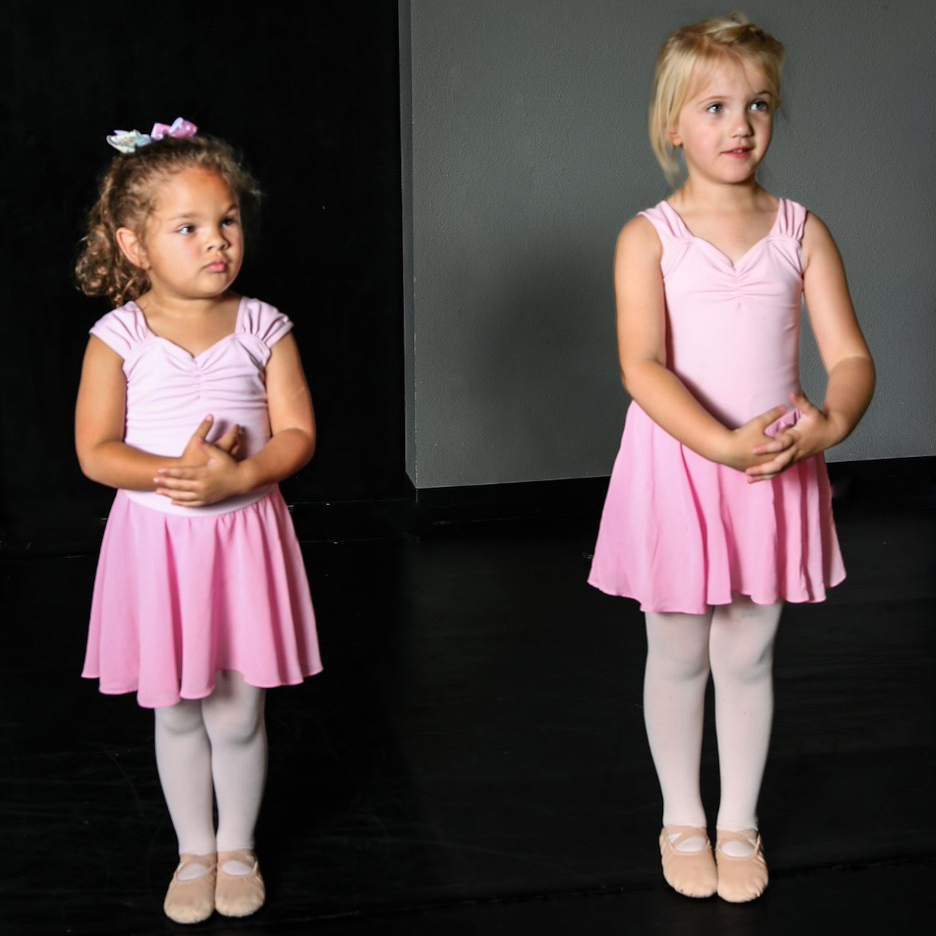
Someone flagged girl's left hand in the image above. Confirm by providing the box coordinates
[154,440,246,506]
[745,392,840,482]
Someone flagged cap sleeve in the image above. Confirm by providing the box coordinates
[638,202,688,247]
[88,305,150,360]
[776,199,807,242]
[638,202,694,277]
[239,297,294,348]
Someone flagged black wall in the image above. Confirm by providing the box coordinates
[1,2,406,550]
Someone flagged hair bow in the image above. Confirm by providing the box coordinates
[106,117,198,153]
[151,117,198,141]
[106,129,152,153]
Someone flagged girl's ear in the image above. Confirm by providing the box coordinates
[115,226,149,269]
[668,124,683,148]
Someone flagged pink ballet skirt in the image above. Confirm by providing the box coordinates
[83,488,321,708]
[81,297,322,708]
[588,199,845,613]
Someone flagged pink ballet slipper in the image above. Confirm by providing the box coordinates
[659,825,717,898]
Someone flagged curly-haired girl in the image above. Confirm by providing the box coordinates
[75,119,322,923]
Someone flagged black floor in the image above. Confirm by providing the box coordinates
[2,474,934,935]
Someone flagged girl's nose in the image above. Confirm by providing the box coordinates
[208,227,229,249]
[732,115,753,136]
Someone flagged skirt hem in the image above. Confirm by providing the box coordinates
[586,571,846,615]
[81,664,324,710]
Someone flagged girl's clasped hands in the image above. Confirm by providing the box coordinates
[735,391,843,482]
[156,414,246,507]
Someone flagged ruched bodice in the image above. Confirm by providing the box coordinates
[642,199,805,428]
[90,296,292,515]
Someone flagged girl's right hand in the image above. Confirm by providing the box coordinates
[721,405,792,473]
[179,415,242,466]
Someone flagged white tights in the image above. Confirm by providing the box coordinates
[154,672,267,873]
[643,597,782,849]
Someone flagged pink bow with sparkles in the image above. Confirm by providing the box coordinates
[150,117,198,141]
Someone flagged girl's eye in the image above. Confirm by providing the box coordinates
[177,224,195,234]
[222,216,239,227]
[751,99,770,112]
[706,103,723,114]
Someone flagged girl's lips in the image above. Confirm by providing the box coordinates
[204,261,228,272]
[723,147,753,157]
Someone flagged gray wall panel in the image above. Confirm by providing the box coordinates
[401,0,936,488]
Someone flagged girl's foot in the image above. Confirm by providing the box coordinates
[659,825,717,898]
[163,853,217,924]
[215,849,266,918]
[715,829,768,902]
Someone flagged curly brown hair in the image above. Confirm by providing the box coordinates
[75,135,261,307]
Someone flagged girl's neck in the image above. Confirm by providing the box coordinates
[135,289,239,321]
[670,177,772,214]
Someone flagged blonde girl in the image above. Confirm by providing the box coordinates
[588,17,874,901]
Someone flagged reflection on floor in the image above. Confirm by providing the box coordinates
[1,470,934,935]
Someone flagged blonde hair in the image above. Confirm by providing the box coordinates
[75,135,261,307]
[649,13,785,185]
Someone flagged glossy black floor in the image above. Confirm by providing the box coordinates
[2,466,934,935]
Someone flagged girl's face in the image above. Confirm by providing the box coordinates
[669,57,774,188]
[121,167,243,303]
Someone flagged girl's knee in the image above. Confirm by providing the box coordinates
[202,686,266,744]
[649,646,711,682]
[154,699,204,735]
[712,647,773,686]
[710,628,777,683]
[646,611,713,680]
